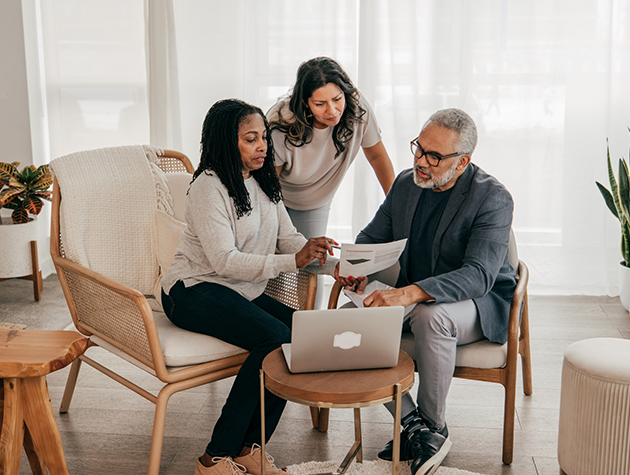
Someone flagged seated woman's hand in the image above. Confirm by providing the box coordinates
[295,237,337,268]
[333,263,369,294]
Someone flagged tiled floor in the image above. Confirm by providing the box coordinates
[4,277,630,475]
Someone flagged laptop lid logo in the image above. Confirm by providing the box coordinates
[333,331,362,350]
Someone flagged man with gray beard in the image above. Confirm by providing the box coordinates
[334,108,517,475]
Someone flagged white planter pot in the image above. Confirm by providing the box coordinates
[619,262,630,311]
[0,217,39,279]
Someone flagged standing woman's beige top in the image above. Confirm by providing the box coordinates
[268,94,382,211]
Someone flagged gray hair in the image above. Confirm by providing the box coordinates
[421,108,477,155]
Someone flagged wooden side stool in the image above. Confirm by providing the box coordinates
[0,329,88,474]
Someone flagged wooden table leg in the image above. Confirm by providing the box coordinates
[22,376,69,474]
[354,408,362,463]
[318,408,330,432]
[0,378,24,474]
[392,383,402,475]
[30,241,42,301]
[24,425,47,475]
[260,370,266,475]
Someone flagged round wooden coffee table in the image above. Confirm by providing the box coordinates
[0,329,88,474]
[260,349,415,475]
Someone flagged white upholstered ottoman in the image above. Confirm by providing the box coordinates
[558,338,630,475]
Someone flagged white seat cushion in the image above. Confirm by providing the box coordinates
[153,309,247,367]
[401,332,507,370]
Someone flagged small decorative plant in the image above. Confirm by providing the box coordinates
[0,162,52,224]
[596,134,630,267]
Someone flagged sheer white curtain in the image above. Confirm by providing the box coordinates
[37,0,630,295]
[39,0,149,156]
[169,0,630,295]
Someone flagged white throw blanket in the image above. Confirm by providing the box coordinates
[50,145,168,296]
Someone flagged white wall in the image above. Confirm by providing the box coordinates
[0,0,32,162]
[0,0,54,279]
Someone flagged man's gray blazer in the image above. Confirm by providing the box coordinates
[356,163,517,344]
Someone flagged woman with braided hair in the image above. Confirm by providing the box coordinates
[161,99,336,475]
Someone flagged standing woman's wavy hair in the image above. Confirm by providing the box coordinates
[193,99,283,218]
[270,57,366,158]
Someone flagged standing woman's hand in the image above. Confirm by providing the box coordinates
[296,237,338,268]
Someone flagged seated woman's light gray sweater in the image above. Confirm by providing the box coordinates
[162,172,307,301]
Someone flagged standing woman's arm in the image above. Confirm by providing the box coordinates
[363,140,396,195]
[275,165,284,178]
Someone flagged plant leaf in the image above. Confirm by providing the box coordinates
[23,196,43,215]
[0,162,17,182]
[618,158,630,224]
[31,171,53,191]
[596,182,619,218]
[35,190,53,201]
[606,142,623,219]
[18,165,38,184]
[1,196,19,210]
[0,186,25,206]
[11,207,29,224]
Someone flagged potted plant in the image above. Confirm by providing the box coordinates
[0,162,52,224]
[596,136,630,310]
[0,162,52,288]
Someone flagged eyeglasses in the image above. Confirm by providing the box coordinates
[410,140,466,167]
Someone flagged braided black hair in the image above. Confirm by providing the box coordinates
[193,99,282,218]
[269,56,366,158]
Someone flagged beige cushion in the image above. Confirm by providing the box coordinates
[156,209,186,272]
[164,172,191,222]
[153,310,247,367]
[401,332,508,369]
[152,209,186,311]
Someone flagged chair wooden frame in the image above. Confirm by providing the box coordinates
[51,149,316,474]
[322,260,532,465]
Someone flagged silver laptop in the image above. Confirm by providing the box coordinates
[282,306,404,373]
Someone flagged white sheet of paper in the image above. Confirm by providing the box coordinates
[338,239,407,278]
[343,280,416,317]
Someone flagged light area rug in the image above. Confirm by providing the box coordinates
[286,460,486,475]
[0,323,26,330]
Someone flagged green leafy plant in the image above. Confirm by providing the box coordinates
[596,136,630,267]
[0,162,53,224]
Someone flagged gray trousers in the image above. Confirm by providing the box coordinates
[286,203,332,309]
[382,299,483,430]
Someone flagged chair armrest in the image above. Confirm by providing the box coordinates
[328,280,344,309]
[52,255,166,371]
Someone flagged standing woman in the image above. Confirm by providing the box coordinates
[268,56,396,239]
[161,99,335,475]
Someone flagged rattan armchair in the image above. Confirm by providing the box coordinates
[50,146,316,474]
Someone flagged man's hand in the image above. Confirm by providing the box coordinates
[295,237,337,268]
[363,284,431,308]
[334,263,368,294]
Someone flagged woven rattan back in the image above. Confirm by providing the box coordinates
[157,150,194,174]
[264,269,317,311]
[63,266,154,365]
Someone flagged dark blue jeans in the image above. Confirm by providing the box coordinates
[162,280,293,457]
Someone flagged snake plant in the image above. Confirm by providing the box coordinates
[0,162,52,224]
[596,137,630,267]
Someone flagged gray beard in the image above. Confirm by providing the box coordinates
[413,159,458,189]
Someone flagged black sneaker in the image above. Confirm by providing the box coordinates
[377,414,449,463]
[407,423,452,475]
[376,428,412,462]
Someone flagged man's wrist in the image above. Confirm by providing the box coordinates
[410,284,435,304]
